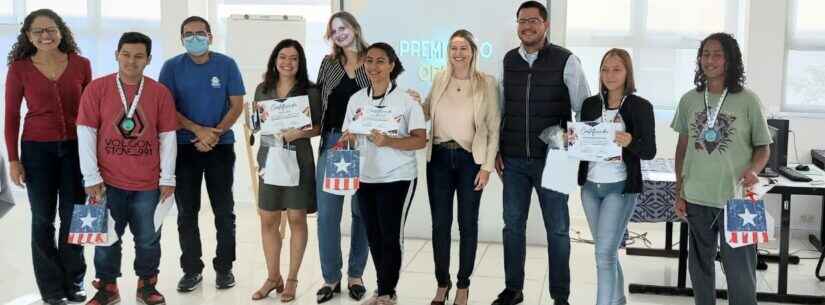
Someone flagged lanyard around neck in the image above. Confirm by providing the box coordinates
[116,73,144,119]
[703,86,728,129]
[600,93,626,123]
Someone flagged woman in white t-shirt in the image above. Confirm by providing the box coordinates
[339,42,426,305]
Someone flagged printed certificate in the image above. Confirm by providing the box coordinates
[257,95,312,135]
[567,121,622,161]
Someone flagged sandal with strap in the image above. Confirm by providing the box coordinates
[252,277,285,301]
[136,276,165,305]
[280,278,298,303]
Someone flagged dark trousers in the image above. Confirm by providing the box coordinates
[686,203,758,305]
[358,179,416,297]
[501,157,571,302]
[21,141,86,299]
[175,144,236,274]
[94,185,161,281]
[427,146,482,288]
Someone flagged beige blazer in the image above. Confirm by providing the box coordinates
[423,70,501,172]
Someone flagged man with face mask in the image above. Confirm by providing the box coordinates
[158,16,245,293]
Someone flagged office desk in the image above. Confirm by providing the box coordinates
[628,163,825,304]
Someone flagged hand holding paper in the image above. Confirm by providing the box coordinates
[153,196,175,232]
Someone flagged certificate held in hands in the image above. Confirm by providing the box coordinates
[346,105,400,136]
[568,121,622,161]
[257,95,312,135]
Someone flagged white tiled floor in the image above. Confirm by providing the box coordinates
[1,193,824,305]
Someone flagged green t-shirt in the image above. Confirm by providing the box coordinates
[670,88,772,208]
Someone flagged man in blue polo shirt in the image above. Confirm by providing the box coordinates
[158,16,245,292]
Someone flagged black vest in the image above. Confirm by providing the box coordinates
[500,43,572,159]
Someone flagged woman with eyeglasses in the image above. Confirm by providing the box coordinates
[5,8,91,305]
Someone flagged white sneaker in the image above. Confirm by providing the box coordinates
[376,294,397,305]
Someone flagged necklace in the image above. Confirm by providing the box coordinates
[451,77,468,93]
[115,73,145,137]
[702,84,728,142]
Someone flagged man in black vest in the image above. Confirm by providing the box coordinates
[492,2,590,305]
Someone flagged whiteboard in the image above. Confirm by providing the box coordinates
[226,14,307,205]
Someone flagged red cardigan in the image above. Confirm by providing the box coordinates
[4,52,92,161]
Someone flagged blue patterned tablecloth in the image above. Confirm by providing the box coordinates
[631,159,679,223]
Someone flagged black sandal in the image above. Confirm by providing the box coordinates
[315,282,340,304]
[348,280,366,301]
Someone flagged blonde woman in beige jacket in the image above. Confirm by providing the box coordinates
[410,29,500,305]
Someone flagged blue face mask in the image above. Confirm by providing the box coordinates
[183,35,209,56]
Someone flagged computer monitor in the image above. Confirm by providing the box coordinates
[766,118,789,172]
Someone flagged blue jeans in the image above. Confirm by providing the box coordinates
[427,146,482,288]
[21,141,86,299]
[315,130,369,284]
[94,185,161,281]
[581,181,638,305]
[501,157,570,302]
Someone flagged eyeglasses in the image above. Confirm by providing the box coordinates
[182,31,209,38]
[517,17,543,25]
[29,27,58,36]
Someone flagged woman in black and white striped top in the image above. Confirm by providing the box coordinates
[314,11,372,304]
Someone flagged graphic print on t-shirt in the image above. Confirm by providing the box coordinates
[106,109,153,157]
[116,111,145,139]
[690,111,737,154]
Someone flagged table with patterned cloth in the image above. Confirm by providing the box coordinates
[632,159,678,223]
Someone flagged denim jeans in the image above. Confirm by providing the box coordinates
[21,141,87,299]
[175,144,236,274]
[94,185,161,281]
[427,146,482,288]
[315,130,369,284]
[501,157,570,302]
[686,202,758,305]
[581,181,638,305]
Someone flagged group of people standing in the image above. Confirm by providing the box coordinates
[4,1,772,305]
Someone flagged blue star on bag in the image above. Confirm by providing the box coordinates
[725,194,770,248]
[322,143,360,196]
[68,197,118,246]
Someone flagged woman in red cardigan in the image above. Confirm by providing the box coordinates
[4,9,92,305]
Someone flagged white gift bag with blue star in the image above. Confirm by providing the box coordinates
[322,143,360,196]
[67,197,118,246]
[724,186,774,248]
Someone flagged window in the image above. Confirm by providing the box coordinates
[784,0,825,112]
[566,0,744,110]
